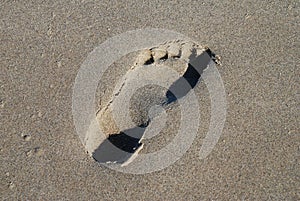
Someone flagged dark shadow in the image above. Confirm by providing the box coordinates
[144,55,154,65]
[92,124,147,163]
[165,49,214,104]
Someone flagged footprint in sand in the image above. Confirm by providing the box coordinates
[91,40,215,165]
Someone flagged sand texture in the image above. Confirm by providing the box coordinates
[1,0,299,200]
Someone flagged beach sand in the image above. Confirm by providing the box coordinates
[1,0,299,200]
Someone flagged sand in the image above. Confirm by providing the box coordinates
[1,0,299,200]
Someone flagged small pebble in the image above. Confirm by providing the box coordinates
[24,135,31,141]
[34,147,44,156]
[9,182,15,189]
[57,61,62,68]
[0,99,4,108]
[26,150,33,157]
[22,133,31,141]
[245,14,252,19]
[47,27,53,37]
[37,111,43,117]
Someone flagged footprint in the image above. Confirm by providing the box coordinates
[92,40,215,165]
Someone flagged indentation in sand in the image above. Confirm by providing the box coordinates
[89,40,217,165]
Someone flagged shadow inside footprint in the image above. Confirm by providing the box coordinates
[92,124,147,163]
[165,49,214,104]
